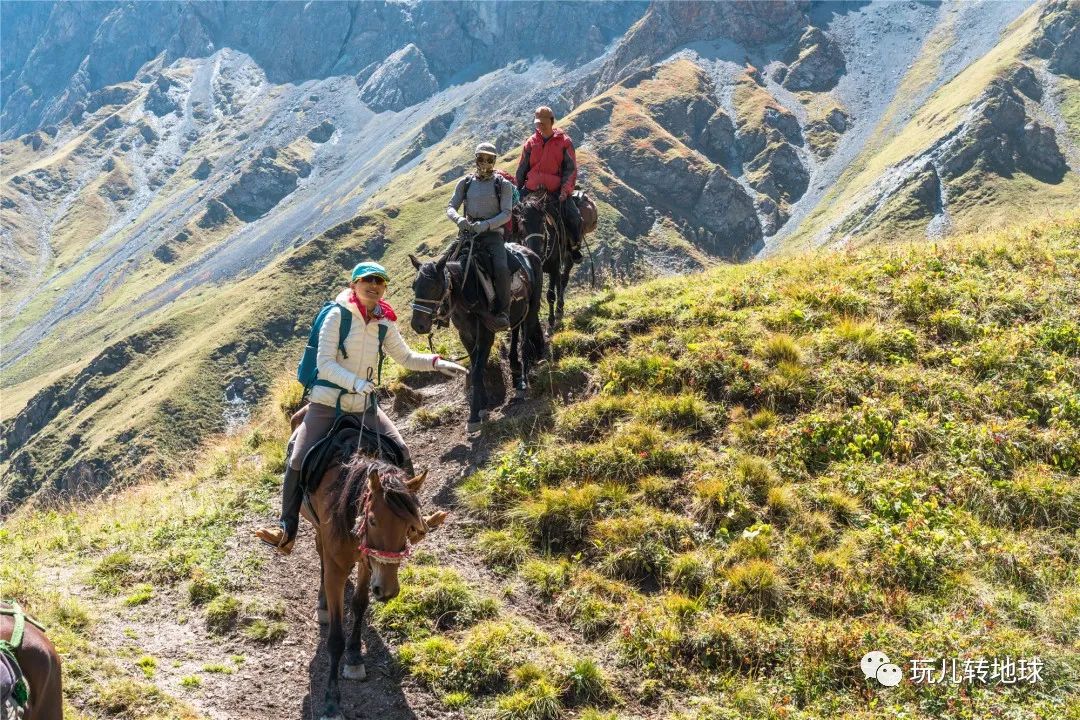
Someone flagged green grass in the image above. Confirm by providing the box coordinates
[455,215,1080,716]
[0,394,300,718]
[6,205,1078,719]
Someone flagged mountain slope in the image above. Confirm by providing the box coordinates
[3,1,1079,508]
[3,214,1077,720]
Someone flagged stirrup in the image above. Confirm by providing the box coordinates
[255,524,296,556]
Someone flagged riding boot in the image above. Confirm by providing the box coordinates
[255,465,303,554]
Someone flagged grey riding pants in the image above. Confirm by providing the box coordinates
[287,401,412,474]
[476,229,510,312]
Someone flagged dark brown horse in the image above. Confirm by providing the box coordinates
[1,605,62,720]
[289,406,447,720]
[517,193,577,331]
[409,244,545,432]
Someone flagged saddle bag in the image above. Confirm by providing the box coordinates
[572,190,598,235]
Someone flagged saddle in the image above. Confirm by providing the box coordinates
[451,238,535,318]
[299,413,408,497]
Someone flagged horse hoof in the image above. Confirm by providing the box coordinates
[466,420,482,433]
[319,714,345,720]
[479,409,492,420]
[317,608,329,625]
[342,663,367,681]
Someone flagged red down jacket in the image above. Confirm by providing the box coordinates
[516,128,577,197]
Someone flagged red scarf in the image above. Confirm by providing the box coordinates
[349,292,397,321]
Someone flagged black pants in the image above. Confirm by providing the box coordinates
[525,190,582,248]
[561,196,582,248]
[476,229,509,312]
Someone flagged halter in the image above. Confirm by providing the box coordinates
[410,265,452,328]
[521,199,562,264]
[355,487,419,566]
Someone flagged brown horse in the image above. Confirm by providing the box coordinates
[289,406,447,720]
[1,605,62,720]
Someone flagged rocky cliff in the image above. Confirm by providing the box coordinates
[3,0,1078,507]
[1,0,648,138]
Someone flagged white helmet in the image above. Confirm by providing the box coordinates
[474,142,497,158]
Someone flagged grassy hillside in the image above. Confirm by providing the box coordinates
[427,214,1080,718]
[2,213,1077,719]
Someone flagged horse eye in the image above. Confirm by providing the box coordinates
[368,516,377,528]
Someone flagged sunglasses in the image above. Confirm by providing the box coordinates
[475,157,495,165]
[358,276,386,286]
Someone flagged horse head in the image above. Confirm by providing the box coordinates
[344,462,447,601]
[519,194,551,256]
[409,253,448,336]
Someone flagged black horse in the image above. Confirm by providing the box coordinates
[409,243,544,431]
[517,193,577,331]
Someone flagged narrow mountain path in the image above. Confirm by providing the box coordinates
[81,343,620,720]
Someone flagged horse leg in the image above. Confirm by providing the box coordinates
[37,656,64,720]
[467,342,484,431]
[319,557,349,720]
[315,530,329,625]
[509,326,525,400]
[556,264,572,330]
[343,562,371,680]
[546,269,557,331]
[478,330,495,413]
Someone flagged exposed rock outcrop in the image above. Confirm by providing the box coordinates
[198,198,232,228]
[218,146,312,221]
[939,79,1066,183]
[1027,0,1079,78]
[192,158,213,180]
[306,120,336,143]
[85,85,138,114]
[782,26,845,91]
[358,44,439,112]
[394,111,454,170]
[1007,63,1042,100]
[597,1,808,87]
[746,142,809,203]
[691,169,762,259]
[826,107,850,132]
[145,74,180,116]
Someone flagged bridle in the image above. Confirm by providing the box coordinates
[520,200,561,264]
[410,264,452,330]
[412,261,482,361]
[355,487,420,566]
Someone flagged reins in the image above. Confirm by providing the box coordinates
[414,260,486,363]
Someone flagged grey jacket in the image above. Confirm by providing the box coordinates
[446,174,512,232]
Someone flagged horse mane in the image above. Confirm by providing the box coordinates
[326,453,421,541]
[522,192,547,212]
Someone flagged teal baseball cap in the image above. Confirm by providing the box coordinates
[351,261,390,283]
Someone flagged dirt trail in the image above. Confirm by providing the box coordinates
[86,345,605,720]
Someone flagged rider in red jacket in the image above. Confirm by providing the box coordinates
[515,106,583,261]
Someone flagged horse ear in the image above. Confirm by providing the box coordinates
[423,510,448,532]
[406,468,428,494]
[436,255,446,273]
[368,466,382,494]
[409,253,421,269]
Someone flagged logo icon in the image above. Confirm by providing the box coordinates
[876,663,903,687]
[861,651,902,687]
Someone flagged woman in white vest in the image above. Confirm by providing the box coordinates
[256,261,465,555]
